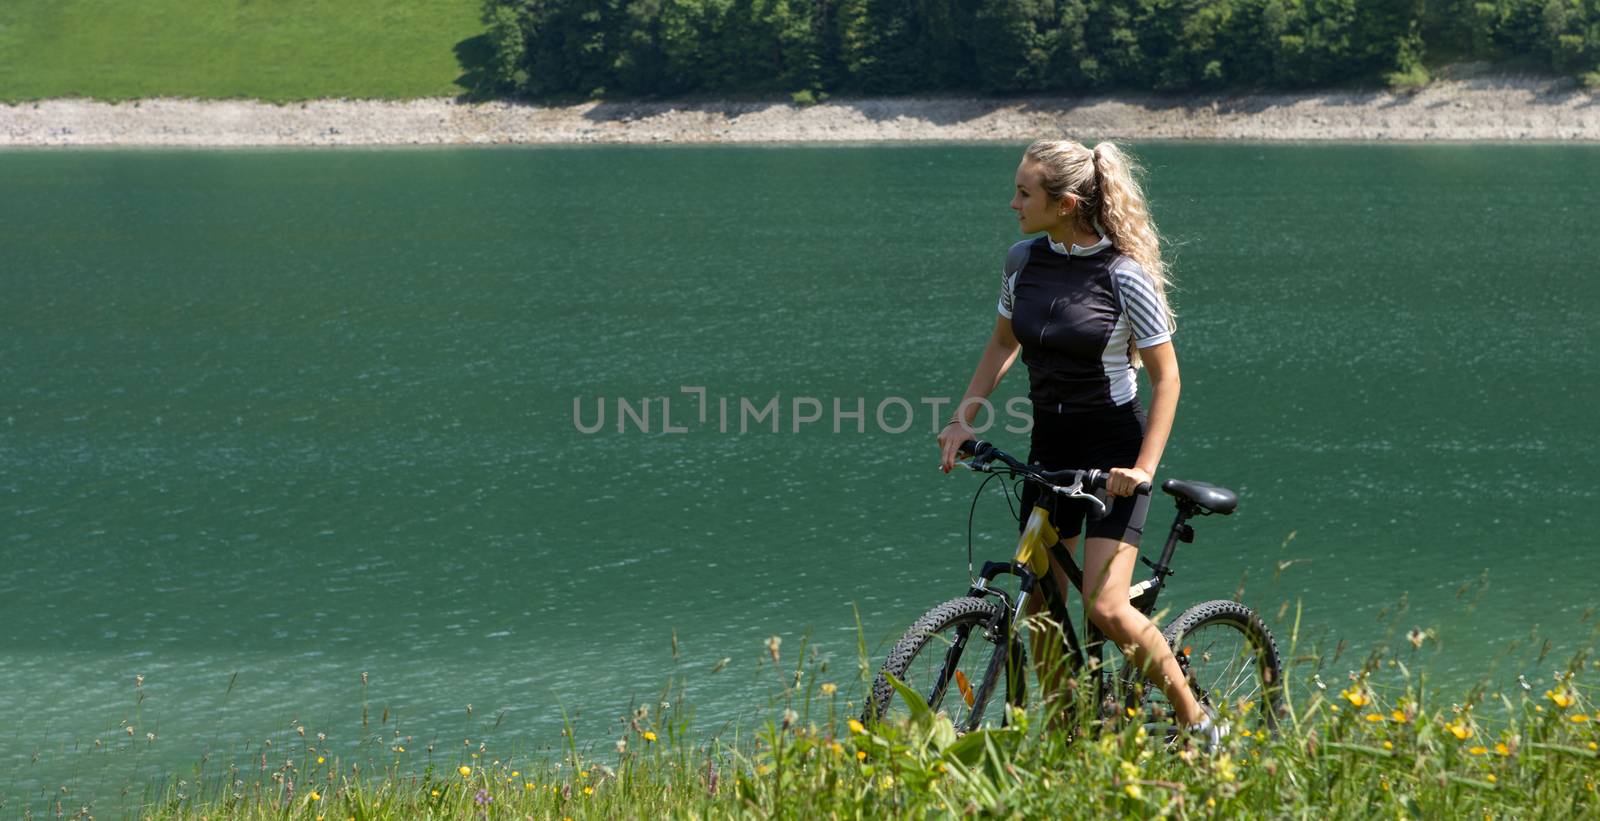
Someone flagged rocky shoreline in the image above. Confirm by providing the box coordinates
[3,76,1596,146]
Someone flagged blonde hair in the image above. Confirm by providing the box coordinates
[1022,139,1176,341]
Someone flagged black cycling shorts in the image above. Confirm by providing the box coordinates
[1015,401,1151,547]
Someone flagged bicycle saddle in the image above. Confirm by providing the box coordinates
[1161,479,1238,515]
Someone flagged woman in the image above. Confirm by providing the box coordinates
[935,139,1218,743]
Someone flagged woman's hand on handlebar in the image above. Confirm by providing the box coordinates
[937,420,973,473]
[1106,466,1152,497]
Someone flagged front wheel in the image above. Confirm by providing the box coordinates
[863,597,1026,732]
[1124,599,1286,734]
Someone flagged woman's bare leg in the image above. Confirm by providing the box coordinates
[1080,536,1205,726]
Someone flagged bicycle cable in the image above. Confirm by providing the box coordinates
[965,470,1004,585]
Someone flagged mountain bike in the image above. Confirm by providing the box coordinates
[862,439,1284,737]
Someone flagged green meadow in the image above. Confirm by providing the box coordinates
[38,619,1600,819]
[0,0,484,102]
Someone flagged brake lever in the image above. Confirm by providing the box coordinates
[1048,479,1085,497]
[1048,479,1108,516]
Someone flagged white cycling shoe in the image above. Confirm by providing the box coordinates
[1189,703,1229,753]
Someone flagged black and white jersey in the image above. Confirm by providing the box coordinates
[997,235,1172,413]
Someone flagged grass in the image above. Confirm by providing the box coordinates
[16,606,1600,819]
[0,0,485,103]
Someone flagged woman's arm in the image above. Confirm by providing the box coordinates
[938,315,1022,472]
[1107,341,1179,496]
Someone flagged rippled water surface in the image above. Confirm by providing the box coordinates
[2,144,1597,804]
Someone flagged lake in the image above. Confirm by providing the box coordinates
[1,143,1596,805]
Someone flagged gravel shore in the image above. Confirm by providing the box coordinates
[3,76,1596,146]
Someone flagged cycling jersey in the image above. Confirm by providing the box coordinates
[997,235,1172,413]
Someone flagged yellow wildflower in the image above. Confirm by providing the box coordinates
[1380,779,1390,792]
[1495,742,1510,756]
[1341,688,1370,708]
[393,746,405,753]
[316,756,325,765]
[856,750,867,761]
[935,762,948,774]
[431,790,440,798]
[1468,746,1487,756]
[309,791,321,801]
[848,719,866,735]
[1486,774,1497,784]
[458,766,472,778]
[643,731,658,742]
[1126,706,1137,718]
[1365,713,1384,723]
[1391,709,1407,723]
[1124,783,1142,799]
[1571,714,1590,724]
[829,742,843,756]
[512,771,519,777]
[525,782,534,790]
[1447,721,1473,740]
[880,775,894,790]
[1382,741,1394,751]
[821,683,838,695]
[756,764,770,775]
[1206,797,1217,808]
[1547,689,1575,709]
[1589,742,1598,752]
[583,786,593,796]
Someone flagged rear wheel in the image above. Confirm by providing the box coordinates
[1123,599,1285,734]
[863,597,1026,732]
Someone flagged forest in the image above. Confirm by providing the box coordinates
[478,0,1600,98]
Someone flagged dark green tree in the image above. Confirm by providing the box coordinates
[973,0,1056,92]
[612,0,668,95]
[483,1,531,94]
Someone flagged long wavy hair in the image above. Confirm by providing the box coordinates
[1023,139,1176,349]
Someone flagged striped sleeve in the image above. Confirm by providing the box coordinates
[997,270,1016,318]
[1112,261,1172,348]
[997,239,1029,319]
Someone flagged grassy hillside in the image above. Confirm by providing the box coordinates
[0,0,485,102]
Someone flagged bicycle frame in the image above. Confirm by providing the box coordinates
[957,495,1204,723]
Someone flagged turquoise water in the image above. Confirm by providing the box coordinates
[1,144,1597,806]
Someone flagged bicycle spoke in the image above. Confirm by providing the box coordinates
[926,624,973,711]
[1183,623,1262,713]
[878,606,1007,731]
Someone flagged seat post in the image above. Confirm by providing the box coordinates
[1149,503,1196,580]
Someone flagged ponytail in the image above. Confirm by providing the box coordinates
[1091,142,1175,336]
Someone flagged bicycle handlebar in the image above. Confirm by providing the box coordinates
[958,439,1152,497]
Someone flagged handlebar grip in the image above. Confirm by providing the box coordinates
[1071,469,1152,496]
[957,439,990,459]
